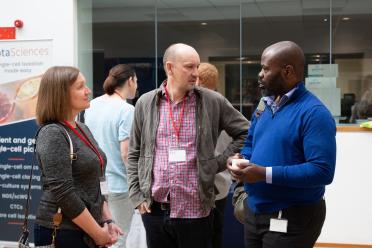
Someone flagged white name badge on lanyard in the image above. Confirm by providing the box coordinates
[169,148,186,162]
[269,210,288,233]
[100,180,109,195]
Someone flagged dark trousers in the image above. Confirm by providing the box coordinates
[244,199,326,248]
[141,201,213,248]
[34,224,91,248]
[212,197,227,248]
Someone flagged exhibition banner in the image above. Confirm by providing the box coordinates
[0,39,52,241]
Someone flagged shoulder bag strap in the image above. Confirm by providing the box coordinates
[20,124,74,238]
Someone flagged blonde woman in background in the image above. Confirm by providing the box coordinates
[197,62,235,248]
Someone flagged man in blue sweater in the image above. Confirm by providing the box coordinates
[227,41,336,248]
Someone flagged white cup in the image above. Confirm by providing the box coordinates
[231,158,250,169]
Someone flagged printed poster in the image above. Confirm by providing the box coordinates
[0,39,52,242]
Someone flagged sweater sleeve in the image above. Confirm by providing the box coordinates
[36,125,86,219]
[272,105,336,188]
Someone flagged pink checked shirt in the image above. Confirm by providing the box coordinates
[151,87,210,218]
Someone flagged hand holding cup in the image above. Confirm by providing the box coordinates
[231,158,250,170]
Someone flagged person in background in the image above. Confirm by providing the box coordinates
[350,75,372,122]
[351,89,372,121]
[197,62,234,248]
[127,43,249,248]
[85,64,138,248]
[227,41,336,248]
[34,66,122,248]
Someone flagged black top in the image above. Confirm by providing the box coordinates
[35,122,106,233]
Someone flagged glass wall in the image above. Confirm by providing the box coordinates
[89,0,372,124]
[332,0,372,123]
[92,0,156,98]
[239,0,331,118]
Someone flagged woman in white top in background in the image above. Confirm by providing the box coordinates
[85,64,138,248]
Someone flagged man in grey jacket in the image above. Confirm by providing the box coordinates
[128,43,248,248]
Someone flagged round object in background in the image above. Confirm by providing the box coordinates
[15,77,41,101]
[14,19,23,28]
[0,92,14,123]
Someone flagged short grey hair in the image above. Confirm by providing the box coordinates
[163,43,179,71]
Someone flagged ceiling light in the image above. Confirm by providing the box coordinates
[201,22,207,26]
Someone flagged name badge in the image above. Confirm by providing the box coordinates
[169,148,186,162]
[269,210,287,233]
[100,180,109,195]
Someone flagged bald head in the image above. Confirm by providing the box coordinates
[162,43,200,94]
[263,41,305,80]
[163,43,199,73]
[259,41,305,97]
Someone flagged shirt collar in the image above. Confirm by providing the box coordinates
[159,80,195,99]
[262,84,299,107]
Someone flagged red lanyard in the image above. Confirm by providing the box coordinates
[62,121,104,175]
[164,85,187,141]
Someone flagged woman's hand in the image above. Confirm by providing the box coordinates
[105,223,124,246]
[94,223,112,246]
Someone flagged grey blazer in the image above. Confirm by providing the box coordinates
[127,84,249,211]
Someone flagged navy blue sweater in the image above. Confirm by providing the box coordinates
[241,83,336,214]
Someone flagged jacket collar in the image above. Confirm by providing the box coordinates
[155,80,200,104]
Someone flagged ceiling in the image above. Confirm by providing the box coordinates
[90,0,372,60]
[91,0,372,23]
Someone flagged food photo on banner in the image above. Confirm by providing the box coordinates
[0,39,52,243]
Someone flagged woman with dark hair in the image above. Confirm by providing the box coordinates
[85,64,138,248]
[34,66,123,247]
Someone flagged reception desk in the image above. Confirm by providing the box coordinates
[317,126,372,245]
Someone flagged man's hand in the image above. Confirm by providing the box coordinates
[137,201,151,215]
[227,161,266,183]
